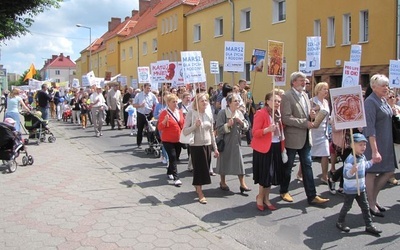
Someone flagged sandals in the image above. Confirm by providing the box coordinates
[199,197,207,204]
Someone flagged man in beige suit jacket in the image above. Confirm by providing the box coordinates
[280,72,329,205]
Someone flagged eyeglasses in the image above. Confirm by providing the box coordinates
[389,96,395,99]
[232,100,239,103]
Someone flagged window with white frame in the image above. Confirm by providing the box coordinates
[327,17,335,46]
[273,0,286,23]
[143,42,148,55]
[161,19,165,34]
[173,14,177,30]
[165,19,169,33]
[360,10,369,42]
[129,46,133,59]
[169,16,173,32]
[194,24,201,42]
[342,14,351,45]
[152,39,158,52]
[55,70,60,75]
[214,17,223,36]
[240,8,251,30]
[314,19,321,36]
[121,49,126,61]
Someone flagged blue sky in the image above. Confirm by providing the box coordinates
[0,0,139,75]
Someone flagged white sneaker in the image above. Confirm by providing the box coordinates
[168,174,174,180]
[174,179,182,186]
[130,132,133,136]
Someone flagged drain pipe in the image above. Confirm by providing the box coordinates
[228,0,235,84]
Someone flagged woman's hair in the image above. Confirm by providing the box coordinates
[166,93,178,103]
[182,92,191,99]
[370,74,389,88]
[192,92,209,111]
[222,83,233,97]
[207,86,214,96]
[265,92,274,102]
[225,92,237,105]
[10,88,20,98]
[273,88,284,96]
[314,82,329,96]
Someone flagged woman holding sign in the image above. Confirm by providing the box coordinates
[363,74,396,217]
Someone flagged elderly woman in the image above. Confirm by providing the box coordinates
[386,90,399,185]
[182,93,219,204]
[252,92,285,211]
[216,93,251,193]
[310,82,330,184]
[5,88,30,132]
[363,74,396,217]
[158,94,185,187]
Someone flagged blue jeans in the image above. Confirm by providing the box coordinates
[280,134,317,203]
[38,106,49,121]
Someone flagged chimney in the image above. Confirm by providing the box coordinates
[67,55,70,59]
[132,10,139,17]
[139,0,151,16]
[108,17,121,32]
[52,55,57,60]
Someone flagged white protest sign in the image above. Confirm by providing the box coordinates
[72,78,80,88]
[150,76,158,91]
[131,79,138,89]
[389,60,400,88]
[224,41,245,72]
[350,44,362,64]
[299,61,312,76]
[137,67,150,84]
[28,79,42,90]
[151,60,169,83]
[81,75,90,87]
[275,63,287,86]
[210,61,219,74]
[342,61,360,87]
[117,76,127,86]
[306,36,321,71]
[181,51,206,83]
[168,62,185,87]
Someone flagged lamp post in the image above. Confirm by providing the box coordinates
[76,24,92,72]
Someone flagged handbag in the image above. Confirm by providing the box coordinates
[173,109,194,145]
[392,115,400,144]
[216,136,225,152]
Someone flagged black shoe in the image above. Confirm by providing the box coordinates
[365,225,382,235]
[336,222,350,232]
[328,178,336,194]
[370,209,384,217]
[376,204,386,212]
[239,186,252,194]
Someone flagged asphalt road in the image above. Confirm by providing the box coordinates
[37,120,400,249]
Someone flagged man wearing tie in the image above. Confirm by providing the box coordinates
[133,83,158,148]
[280,72,329,205]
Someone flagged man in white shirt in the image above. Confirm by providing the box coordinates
[90,85,106,137]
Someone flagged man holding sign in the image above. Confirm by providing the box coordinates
[280,72,329,205]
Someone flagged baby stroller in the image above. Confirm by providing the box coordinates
[0,122,33,173]
[62,104,72,122]
[144,117,161,158]
[22,111,56,145]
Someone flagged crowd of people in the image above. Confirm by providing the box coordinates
[1,71,398,236]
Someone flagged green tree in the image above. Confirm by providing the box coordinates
[0,0,62,42]
[18,70,42,85]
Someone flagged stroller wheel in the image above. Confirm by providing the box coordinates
[28,155,34,165]
[24,139,29,144]
[7,161,17,173]
[144,148,150,154]
[22,156,28,166]
[48,136,56,143]
[40,137,45,142]
[154,150,160,158]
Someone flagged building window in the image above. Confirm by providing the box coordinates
[360,10,369,42]
[327,17,335,46]
[121,49,126,61]
[55,70,60,75]
[169,16,173,32]
[143,42,148,55]
[214,17,223,36]
[314,19,321,36]
[240,8,251,30]
[273,0,286,23]
[173,14,177,30]
[55,79,60,83]
[243,63,251,81]
[218,65,223,82]
[161,19,165,34]
[152,39,158,52]
[129,46,133,59]
[342,14,351,45]
[165,19,169,33]
[194,24,201,42]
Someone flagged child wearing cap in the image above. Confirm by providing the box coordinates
[336,133,382,235]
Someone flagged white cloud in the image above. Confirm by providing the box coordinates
[0,0,139,75]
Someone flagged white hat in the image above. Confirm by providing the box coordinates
[4,118,16,125]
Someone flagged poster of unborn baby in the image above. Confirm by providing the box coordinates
[330,85,366,130]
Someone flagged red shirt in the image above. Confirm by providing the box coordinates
[158,109,185,143]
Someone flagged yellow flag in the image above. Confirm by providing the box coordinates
[23,63,37,82]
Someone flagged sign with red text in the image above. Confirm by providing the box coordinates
[342,61,360,87]
[151,60,170,84]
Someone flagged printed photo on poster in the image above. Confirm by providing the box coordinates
[267,40,284,76]
[250,49,266,72]
[329,85,366,130]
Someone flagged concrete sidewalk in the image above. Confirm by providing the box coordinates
[0,123,248,249]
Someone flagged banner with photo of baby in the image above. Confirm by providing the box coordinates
[250,49,265,72]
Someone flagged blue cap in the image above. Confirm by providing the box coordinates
[353,133,367,143]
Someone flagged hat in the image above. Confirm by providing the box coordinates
[353,133,367,143]
[4,118,16,125]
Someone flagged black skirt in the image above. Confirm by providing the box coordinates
[253,142,283,188]
[190,145,212,186]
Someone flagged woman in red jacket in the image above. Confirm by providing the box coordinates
[251,92,285,211]
[158,94,185,186]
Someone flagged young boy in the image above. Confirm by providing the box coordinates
[336,133,382,235]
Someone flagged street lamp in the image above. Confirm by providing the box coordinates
[76,24,92,71]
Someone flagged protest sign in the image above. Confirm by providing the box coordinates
[306,36,321,71]
[267,40,284,76]
[250,49,266,72]
[350,44,362,64]
[210,61,219,74]
[389,60,400,88]
[137,67,150,84]
[224,41,245,72]
[275,63,287,86]
[342,61,360,87]
[181,51,206,83]
[299,61,312,76]
[151,60,169,84]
